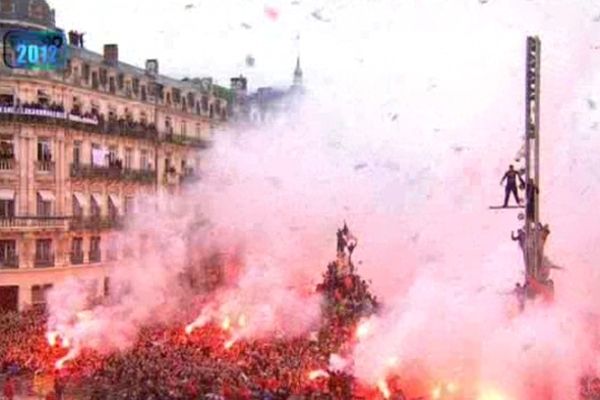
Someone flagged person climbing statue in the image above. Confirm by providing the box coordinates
[500,165,525,207]
[526,178,539,221]
[336,228,346,255]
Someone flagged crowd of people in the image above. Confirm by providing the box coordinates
[0,227,397,399]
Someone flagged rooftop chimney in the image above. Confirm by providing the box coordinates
[103,44,119,65]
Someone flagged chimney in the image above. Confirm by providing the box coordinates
[103,44,119,65]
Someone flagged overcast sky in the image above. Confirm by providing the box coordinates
[50,0,340,90]
[49,0,599,93]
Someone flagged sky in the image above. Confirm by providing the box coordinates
[51,0,339,90]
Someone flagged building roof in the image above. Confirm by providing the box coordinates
[0,0,56,29]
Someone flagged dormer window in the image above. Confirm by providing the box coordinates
[0,0,14,13]
[29,0,48,20]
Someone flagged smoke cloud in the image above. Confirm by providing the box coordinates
[47,0,600,398]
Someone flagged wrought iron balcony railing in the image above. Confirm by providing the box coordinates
[70,216,125,231]
[0,108,160,142]
[0,216,69,230]
[0,158,16,171]
[162,133,211,149]
[34,254,55,268]
[89,250,102,264]
[70,164,155,184]
[70,251,84,265]
[0,254,19,269]
[36,160,55,173]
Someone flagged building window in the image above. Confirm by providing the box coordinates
[73,141,81,166]
[109,76,116,93]
[99,68,107,87]
[140,150,148,170]
[108,146,120,168]
[124,196,134,215]
[187,93,195,108]
[104,277,110,296]
[139,111,148,125]
[0,240,17,268]
[124,148,133,170]
[0,195,14,219]
[0,137,15,171]
[29,0,48,21]
[71,96,81,115]
[164,116,172,133]
[0,0,15,13]
[36,192,53,217]
[35,239,53,268]
[37,138,52,162]
[91,143,104,167]
[201,96,209,112]
[141,85,147,101]
[82,64,90,83]
[31,284,53,309]
[108,195,119,220]
[132,78,139,95]
[71,237,83,265]
[195,123,201,137]
[72,194,83,218]
[181,121,187,137]
[90,236,101,263]
[172,88,181,104]
[90,194,101,218]
[117,74,124,90]
[91,71,99,89]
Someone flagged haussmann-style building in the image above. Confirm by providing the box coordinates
[0,0,235,312]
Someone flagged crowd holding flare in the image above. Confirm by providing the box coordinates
[308,369,330,380]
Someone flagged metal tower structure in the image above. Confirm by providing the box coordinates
[520,36,554,301]
[524,36,541,282]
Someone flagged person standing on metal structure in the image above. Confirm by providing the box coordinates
[500,165,525,207]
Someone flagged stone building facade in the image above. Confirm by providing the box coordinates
[0,0,232,312]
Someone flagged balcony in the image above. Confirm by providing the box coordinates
[89,250,101,264]
[36,160,55,173]
[70,251,84,265]
[164,171,180,186]
[0,255,19,269]
[0,106,159,142]
[0,217,69,231]
[70,164,155,185]
[163,133,211,149]
[0,158,16,171]
[70,216,124,231]
[181,172,201,185]
[34,254,55,268]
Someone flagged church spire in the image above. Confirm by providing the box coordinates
[293,56,303,87]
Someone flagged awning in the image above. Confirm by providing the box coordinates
[91,193,103,207]
[73,192,88,207]
[0,87,14,96]
[108,194,121,210]
[37,190,55,201]
[0,189,14,200]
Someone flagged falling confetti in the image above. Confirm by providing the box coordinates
[264,6,279,21]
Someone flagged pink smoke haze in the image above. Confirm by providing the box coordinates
[46,0,600,398]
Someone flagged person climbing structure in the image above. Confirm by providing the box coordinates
[500,165,525,207]
[526,178,539,221]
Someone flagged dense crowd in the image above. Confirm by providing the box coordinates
[0,249,394,399]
